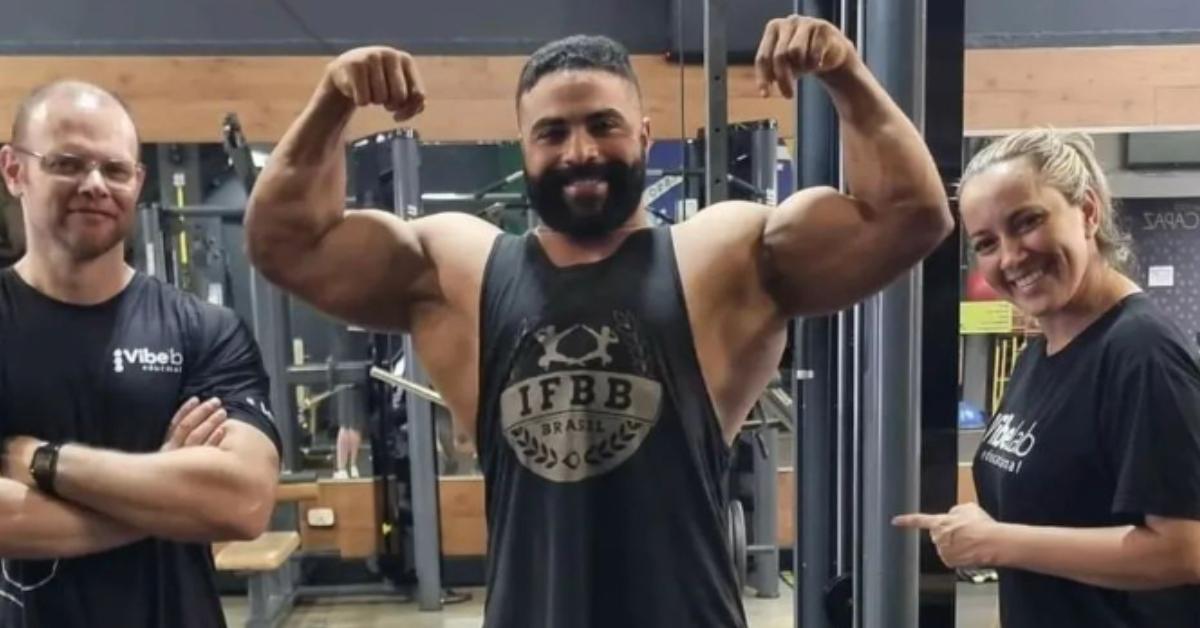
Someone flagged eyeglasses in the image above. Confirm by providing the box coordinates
[9,145,142,186]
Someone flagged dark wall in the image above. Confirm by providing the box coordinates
[0,0,668,54]
[967,0,1200,47]
[2,0,1196,55]
[1124,198,1200,350]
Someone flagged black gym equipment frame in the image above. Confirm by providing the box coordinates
[789,0,963,627]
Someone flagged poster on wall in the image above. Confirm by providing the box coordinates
[1148,265,1175,287]
[1122,197,1200,345]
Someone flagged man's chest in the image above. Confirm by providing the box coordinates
[0,313,187,449]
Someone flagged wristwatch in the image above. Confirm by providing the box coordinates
[29,442,62,496]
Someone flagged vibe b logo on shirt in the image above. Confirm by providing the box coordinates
[979,412,1038,474]
[112,347,184,374]
[500,311,663,483]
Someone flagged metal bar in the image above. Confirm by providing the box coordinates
[136,205,166,280]
[422,192,525,203]
[391,128,422,219]
[749,120,780,206]
[703,0,728,204]
[369,366,447,408]
[249,269,297,471]
[794,1,841,625]
[285,361,371,387]
[840,309,849,573]
[391,128,443,611]
[750,426,780,598]
[467,169,524,198]
[160,205,247,218]
[246,575,269,628]
[405,336,443,611]
[860,0,925,624]
[851,301,864,628]
[222,112,259,192]
[155,144,202,208]
[917,0,965,622]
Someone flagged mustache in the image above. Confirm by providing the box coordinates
[541,162,628,184]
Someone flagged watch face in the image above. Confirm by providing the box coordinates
[30,444,59,492]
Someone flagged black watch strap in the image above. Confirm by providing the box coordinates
[29,442,62,496]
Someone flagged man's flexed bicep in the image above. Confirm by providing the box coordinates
[245,45,440,330]
[752,15,952,317]
[759,186,947,316]
[252,208,439,330]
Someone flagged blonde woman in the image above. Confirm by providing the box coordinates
[897,130,1200,626]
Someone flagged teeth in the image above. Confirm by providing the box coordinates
[1011,269,1044,290]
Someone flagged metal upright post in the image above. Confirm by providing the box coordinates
[404,335,443,611]
[392,129,443,612]
[135,204,166,281]
[749,121,779,206]
[248,270,297,471]
[793,0,842,625]
[748,425,780,598]
[741,118,781,599]
[860,0,926,626]
[704,0,728,205]
[391,129,423,220]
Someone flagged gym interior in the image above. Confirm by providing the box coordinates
[2,1,1199,627]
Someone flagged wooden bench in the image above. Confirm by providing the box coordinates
[215,531,301,628]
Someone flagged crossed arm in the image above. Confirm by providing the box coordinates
[51,420,279,543]
[0,478,142,559]
[1,391,280,559]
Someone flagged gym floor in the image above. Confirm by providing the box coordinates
[222,583,999,627]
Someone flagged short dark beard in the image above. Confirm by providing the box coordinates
[526,158,646,240]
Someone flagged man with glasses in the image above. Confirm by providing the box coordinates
[0,80,282,628]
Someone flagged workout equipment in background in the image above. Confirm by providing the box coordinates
[991,335,1029,415]
[957,401,986,430]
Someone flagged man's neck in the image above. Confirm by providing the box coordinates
[534,207,651,266]
[14,246,134,306]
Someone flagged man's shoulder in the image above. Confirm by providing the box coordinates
[132,275,245,340]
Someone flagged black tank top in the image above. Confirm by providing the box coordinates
[476,228,747,628]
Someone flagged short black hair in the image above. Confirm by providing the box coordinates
[10,80,139,149]
[517,34,641,104]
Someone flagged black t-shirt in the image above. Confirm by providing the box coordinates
[974,293,1200,627]
[0,269,281,628]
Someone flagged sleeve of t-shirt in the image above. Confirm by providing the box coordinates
[181,306,282,457]
[1105,326,1200,520]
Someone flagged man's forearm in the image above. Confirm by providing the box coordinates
[820,58,946,226]
[995,523,1199,590]
[245,79,355,276]
[0,478,143,559]
[53,443,274,543]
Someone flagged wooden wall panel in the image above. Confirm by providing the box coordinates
[1158,86,1200,127]
[963,44,1200,134]
[958,463,977,505]
[2,45,1197,144]
[296,478,382,558]
[439,476,489,557]
[0,55,793,143]
[777,468,794,547]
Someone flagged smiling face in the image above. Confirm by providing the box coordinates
[0,89,143,263]
[518,69,650,241]
[960,158,1102,318]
